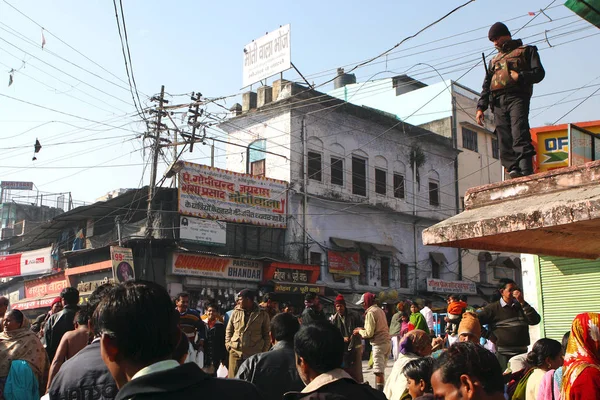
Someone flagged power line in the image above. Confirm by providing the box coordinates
[1,0,140,94]
[112,0,147,122]
[0,20,138,97]
[0,36,133,106]
[0,92,144,133]
[0,59,124,115]
[0,45,131,114]
[552,85,600,124]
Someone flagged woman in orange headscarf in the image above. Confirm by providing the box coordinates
[561,312,600,399]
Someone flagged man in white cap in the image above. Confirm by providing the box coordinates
[352,292,390,391]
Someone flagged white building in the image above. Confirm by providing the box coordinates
[329,74,521,298]
[219,80,459,298]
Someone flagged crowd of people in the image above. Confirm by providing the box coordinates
[0,275,599,399]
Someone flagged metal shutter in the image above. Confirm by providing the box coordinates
[539,256,600,341]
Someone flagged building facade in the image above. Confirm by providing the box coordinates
[219,80,459,301]
[329,75,521,300]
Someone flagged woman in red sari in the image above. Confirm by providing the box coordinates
[561,312,600,399]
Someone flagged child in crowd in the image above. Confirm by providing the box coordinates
[445,295,467,335]
[402,357,435,400]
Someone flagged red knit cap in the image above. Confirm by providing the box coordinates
[334,294,345,306]
[51,297,62,306]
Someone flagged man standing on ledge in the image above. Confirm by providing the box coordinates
[476,22,545,179]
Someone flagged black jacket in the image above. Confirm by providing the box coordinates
[283,370,386,400]
[301,306,327,326]
[44,304,78,362]
[477,39,545,111]
[331,310,363,349]
[204,320,227,369]
[236,340,304,400]
[116,362,262,400]
[48,340,118,400]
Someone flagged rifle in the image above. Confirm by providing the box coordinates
[482,53,494,113]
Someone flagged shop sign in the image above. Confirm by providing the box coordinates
[25,272,67,298]
[327,251,360,276]
[0,247,53,278]
[110,246,135,283]
[1,181,34,190]
[76,277,115,294]
[178,162,288,228]
[242,24,291,88]
[12,296,57,311]
[273,268,309,283]
[426,278,477,295]
[274,283,323,295]
[180,216,226,246]
[536,131,569,172]
[171,252,262,281]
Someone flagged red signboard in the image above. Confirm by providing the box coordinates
[24,271,67,298]
[0,247,53,278]
[263,262,320,284]
[0,253,21,277]
[12,296,57,311]
[327,251,361,276]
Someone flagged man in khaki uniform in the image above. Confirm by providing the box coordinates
[353,292,391,391]
[225,289,270,378]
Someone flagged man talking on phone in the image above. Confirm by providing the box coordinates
[478,278,541,370]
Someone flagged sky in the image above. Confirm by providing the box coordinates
[0,0,598,205]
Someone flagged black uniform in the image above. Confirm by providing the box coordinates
[477,39,545,176]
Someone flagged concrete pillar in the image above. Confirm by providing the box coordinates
[272,79,289,101]
[257,86,273,108]
[242,91,257,112]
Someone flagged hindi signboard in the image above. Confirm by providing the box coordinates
[327,251,361,276]
[243,24,291,87]
[24,271,67,299]
[426,278,477,295]
[178,162,287,228]
[171,252,262,282]
[274,283,324,296]
[0,181,34,190]
[110,246,135,283]
[180,216,226,246]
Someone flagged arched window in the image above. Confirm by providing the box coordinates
[247,139,266,176]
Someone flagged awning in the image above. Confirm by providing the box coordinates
[565,0,600,28]
[429,252,448,265]
[330,237,400,254]
[422,161,600,259]
[330,238,357,250]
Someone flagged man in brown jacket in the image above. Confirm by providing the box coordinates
[353,292,391,391]
[225,289,270,377]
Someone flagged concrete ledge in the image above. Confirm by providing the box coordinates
[423,160,600,259]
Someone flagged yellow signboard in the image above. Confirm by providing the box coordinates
[536,130,569,172]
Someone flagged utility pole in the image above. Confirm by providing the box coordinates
[146,85,166,239]
[187,92,203,154]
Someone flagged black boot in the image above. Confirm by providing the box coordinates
[519,157,534,176]
[508,169,523,179]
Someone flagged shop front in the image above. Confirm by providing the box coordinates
[261,262,323,313]
[167,252,263,314]
[64,260,114,305]
[11,271,68,320]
